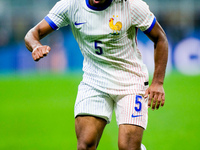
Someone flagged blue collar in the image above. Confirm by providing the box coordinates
[86,0,113,11]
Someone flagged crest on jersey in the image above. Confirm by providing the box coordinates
[109,15,122,35]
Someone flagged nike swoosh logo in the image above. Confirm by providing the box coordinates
[75,22,86,25]
[131,114,143,118]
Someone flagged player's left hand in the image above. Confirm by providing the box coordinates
[144,82,165,110]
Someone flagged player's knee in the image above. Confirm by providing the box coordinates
[118,145,141,150]
[118,130,142,150]
[118,141,127,150]
[76,126,99,150]
[118,140,141,150]
[118,125,144,150]
[77,143,96,150]
[77,138,97,150]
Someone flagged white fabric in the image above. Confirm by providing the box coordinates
[46,0,155,95]
[141,144,147,150]
[75,82,148,129]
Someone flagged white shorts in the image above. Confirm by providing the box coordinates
[74,82,148,129]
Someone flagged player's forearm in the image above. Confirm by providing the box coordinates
[24,28,43,52]
[25,19,55,52]
[152,37,168,85]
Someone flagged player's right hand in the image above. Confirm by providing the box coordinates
[32,45,51,61]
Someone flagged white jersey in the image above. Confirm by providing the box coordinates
[45,0,156,95]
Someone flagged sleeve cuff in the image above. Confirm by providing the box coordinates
[143,17,156,34]
[44,16,58,30]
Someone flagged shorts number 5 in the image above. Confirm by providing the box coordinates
[135,95,142,112]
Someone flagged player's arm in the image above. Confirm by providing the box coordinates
[144,21,168,110]
[24,19,54,61]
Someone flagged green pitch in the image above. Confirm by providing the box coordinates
[0,72,199,150]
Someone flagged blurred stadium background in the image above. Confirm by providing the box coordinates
[0,0,200,149]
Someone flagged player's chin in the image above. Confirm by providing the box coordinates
[93,0,106,4]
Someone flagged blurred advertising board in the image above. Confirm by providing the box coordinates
[0,31,200,76]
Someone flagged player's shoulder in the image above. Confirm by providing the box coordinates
[55,0,77,8]
[50,0,79,14]
[128,0,150,9]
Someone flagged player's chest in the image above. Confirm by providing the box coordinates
[70,7,131,39]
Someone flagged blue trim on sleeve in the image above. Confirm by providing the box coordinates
[143,17,156,34]
[44,16,58,30]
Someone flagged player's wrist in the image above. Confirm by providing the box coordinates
[32,45,43,52]
[151,80,164,85]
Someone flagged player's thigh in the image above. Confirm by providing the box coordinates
[115,93,148,129]
[74,82,113,148]
[75,116,107,147]
[118,124,144,149]
[75,82,114,123]
[115,93,147,149]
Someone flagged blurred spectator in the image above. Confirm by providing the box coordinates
[0,0,199,46]
[194,10,200,30]
[0,0,200,74]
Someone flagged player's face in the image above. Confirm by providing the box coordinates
[89,0,107,7]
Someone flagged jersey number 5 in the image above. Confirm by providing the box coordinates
[135,95,142,112]
[95,41,103,55]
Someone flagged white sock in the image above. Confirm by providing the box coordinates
[141,144,146,150]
